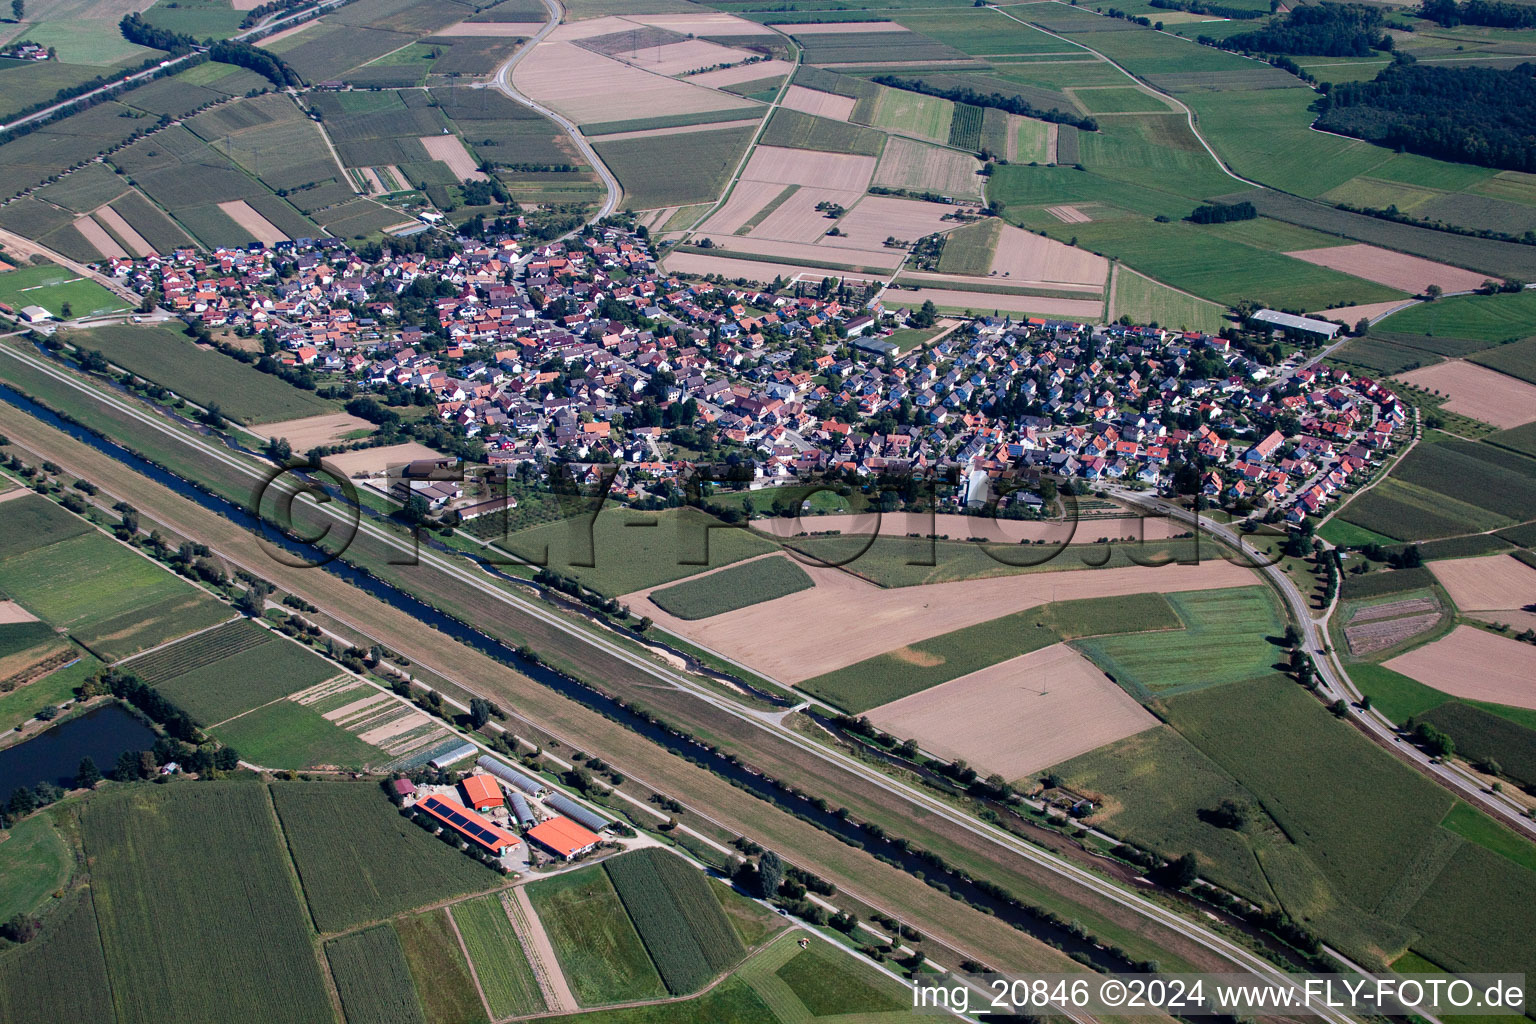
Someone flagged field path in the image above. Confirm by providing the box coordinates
[505,888,577,1013]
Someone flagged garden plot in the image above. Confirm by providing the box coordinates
[1394,361,1536,429]
[1285,243,1492,296]
[824,195,958,251]
[1385,625,1536,709]
[513,41,748,125]
[216,201,288,245]
[740,144,875,191]
[866,643,1158,781]
[688,59,795,88]
[748,186,863,243]
[1430,553,1536,615]
[780,85,855,121]
[624,557,1256,683]
[1343,595,1444,656]
[873,137,983,199]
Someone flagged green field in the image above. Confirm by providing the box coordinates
[212,699,385,770]
[1470,336,1536,386]
[936,218,999,275]
[326,925,428,1024]
[83,783,333,1024]
[0,653,99,733]
[65,324,334,425]
[451,895,546,1018]
[395,908,489,1024]
[1110,266,1226,334]
[648,554,812,620]
[496,507,781,598]
[1419,701,1536,792]
[592,126,757,210]
[1375,289,1536,344]
[774,940,908,1016]
[0,263,128,320]
[1440,802,1536,873]
[759,107,887,157]
[271,781,501,933]
[0,813,71,923]
[867,86,953,144]
[800,591,1180,713]
[1076,587,1285,700]
[0,892,115,1024]
[604,848,746,995]
[134,622,337,725]
[525,863,666,1006]
[0,493,91,558]
[1338,477,1506,542]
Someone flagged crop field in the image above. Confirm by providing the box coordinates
[1381,288,1536,344]
[1331,336,1438,376]
[325,926,427,1024]
[872,136,982,199]
[648,554,812,619]
[67,324,334,425]
[136,625,337,726]
[1395,361,1536,429]
[0,262,127,320]
[758,109,885,158]
[0,492,91,557]
[1400,841,1536,984]
[526,864,666,1005]
[270,781,500,932]
[394,908,489,1024]
[1337,477,1503,541]
[0,530,228,661]
[604,848,746,995]
[213,699,386,770]
[592,125,756,209]
[864,86,953,144]
[936,218,998,275]
[793,27,967,64]
[1471,336,1536,386]
[1424,701,1536,793]
[83,783,333,1024]
[1392,439,1536,524]
[0,892,114,1024]
[1075,587,1285,701]
[1385,625,1536,711]
[797,591,1178,712]
[0,813,70,924]
[451,895,546,1018]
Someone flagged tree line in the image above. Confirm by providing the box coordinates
[1188,200,1257,224]
[869,75,1099,131]
[1221,3,1393,57]
[1420,0,1536,28]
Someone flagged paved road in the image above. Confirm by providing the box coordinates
[0,339,1361,1023]
[1108,486,1536,835]
[489,0,621,229]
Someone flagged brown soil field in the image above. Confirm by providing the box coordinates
[749,186,864,243]
[1429,553,1536,612]
[897,288,1104,318]
[899,269,1103,294]
[775,20,907,32]
[825,195,957,251]
[514,41,747,124]
[617,38,754,76]
[741,145,876,191]
[715,234,903,270]
[1384,625,1536,709]
[1047,205,1091,224]
[1285,243,1491,295]
[990,223,1109,287]
[662,251,888,285]
[255,410,374,444]
[873,137,983,199]
[751,511,1184,543]
[92,206,154,257]
[866,643,1159,781]
[699,179,785,235]
[1045,123,1058,163]
[1394,360,1536,428]
[421,135,488,181]
[1471,608,1536,633]
[217,200,287,245]
[1345,611,1442,656]
[687,58,795,87]
[323,442,444,477]
[628,12,777,35]
[70,216,123,259]
[547,16,637,40]
[624,558,1258,683]
[0,600,40,624]
[259,21,316,45]
[441,20,545,35]
[1310,298,1414,324]
[780,85,856,121]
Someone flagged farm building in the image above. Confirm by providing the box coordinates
[509,791,537,827]
[416,794,521,855]
[478,754,548,797]
[460,774,503,811]
[1247,309,1341,340]
[526,816,601,861]
[430,742,479,770]
[546,792,611,832]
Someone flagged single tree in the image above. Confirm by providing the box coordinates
[76,756,101,790]
[11,0,24,22]
[757,849,784,899]
[469,698,492,730]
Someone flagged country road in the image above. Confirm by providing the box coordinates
[0,336,1362,1024]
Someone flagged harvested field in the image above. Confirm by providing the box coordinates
[71,216,122,259]
[661,251,887,284]
[93,205,154,257]
[255,410,374,444]
[1394,361,1536,429]
[216,201,287,245]
[624,557,1257,683]
[588,118,761,142]
[749,186,863,243]
[420,135,486,181]
[751,511,1184,543]
[898,288,1104,318]
[824,196,958,251]
[689,59,794,88]
[1047,204,1091,224]
[698,179,785,235]
[872,137,983,199]
[1313,298,1414,324]
[740,145,875,191]
[866,643,1158,780]
[323,442,444,477]
[1344,610,1442,656]
[1385,625,1536,709]
[617,38,752,77]
[442,20,545,35]
[780,85,855,121]
[513,41,746,125]
[712,234,903,269]
[0,600,39,623]
[990,223,1108,286]
[1285,243,1491,296]
[1429,553,1536,612]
